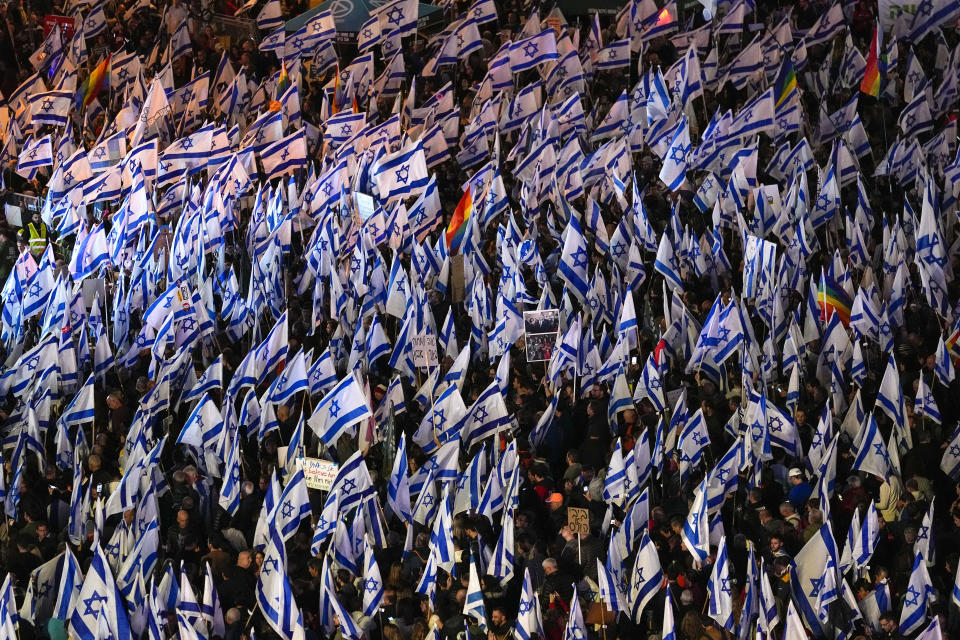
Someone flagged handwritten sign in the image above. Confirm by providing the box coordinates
[412,333,439,369]
[568,507,590,536]
[297,457,339,491]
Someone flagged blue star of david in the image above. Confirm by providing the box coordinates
[716,467,729,483]
[422,492,434,507]
[918,1,931,16]
[751,422,763,442]
[280,500,294,518]
[456,34,464,48]
[951,445,960,458]
[433,408,446,430]
[768,417,783,433]
[339,124,353,136]
[611,242,626,258]
[263,556,280,575]
[571,247,588,269]
[386,7,404,25]
[330,399,340,417]
[519,599,533,614]
[873,442,889,464]
[365,577,380,593]
[669,143,688,163]
[87,18,97,28]
[522,42,538,59]
[649,377,661,390]
[395,165,409,184]
[816,194,830,211]
[342,477,357,494]
[37,580,53,599]
[917,525,929,540]
[363,28,373,39]
[82,592,108,615]
[26,356,40,371]
[809,576,824,598]
[474,405,489,424]
[280,148,290,161]
[41,99,54,112]
[28,282,41,298]
[94,147,106,159]
[635,567,645,583]
[180,138,193,150]
[292,37,303,48]
[117,68,128,81]
[905,585,920,607]
[721,577,731,594]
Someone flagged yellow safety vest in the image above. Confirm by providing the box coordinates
[27,222,46,255]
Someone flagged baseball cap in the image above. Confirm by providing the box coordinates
[545,492,563,505]
[788,468,804,478]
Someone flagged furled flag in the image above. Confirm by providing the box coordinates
[630,531,663,621]
[900,551,934,635]
[708,536,735,632]
[558,212,591,302]
[514,568,542,640]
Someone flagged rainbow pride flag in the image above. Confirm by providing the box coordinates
[773,58,797,109]
[446,187,472,254]
[275,61,290,98]
[860,21,881,97]
[818,272,853,326]
[77,55,111,111]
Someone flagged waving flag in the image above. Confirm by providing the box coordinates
[446,187,472,255]
[70,545,132,640]
[860,22,882,97]
[308,373,373,445]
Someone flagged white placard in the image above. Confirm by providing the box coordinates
[878,0,919,29]
[297,457,339,491]
[412,333,439,369]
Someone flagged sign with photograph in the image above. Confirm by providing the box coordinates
[524,309,560,362]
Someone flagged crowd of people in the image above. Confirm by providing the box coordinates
[1,0,960,640]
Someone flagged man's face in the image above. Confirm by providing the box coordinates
[177,511,189,528]
[237,551,252,568]
[881,619,897,634]
[490,610,506,627]
[36,524,48,539]
[769,537,782,552]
